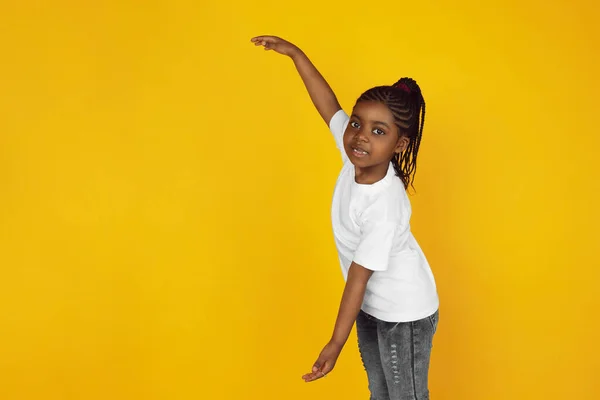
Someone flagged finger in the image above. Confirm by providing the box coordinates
[303,362,328,382]
[317,361,331,377]
[302,367,321,382]
[251,36,277,44]
[315,361,333,379]
[302,354,327,382]
[304,369,326,382]
[302,372,319,382]
[312,358,323,373]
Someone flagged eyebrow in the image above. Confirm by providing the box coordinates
[350,114,391,129]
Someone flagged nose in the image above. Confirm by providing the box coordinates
[355,128,368,142]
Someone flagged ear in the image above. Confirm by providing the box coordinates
[395,136,409,154]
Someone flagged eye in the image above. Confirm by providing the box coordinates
[372,128,385,135]
[350,121,360,129]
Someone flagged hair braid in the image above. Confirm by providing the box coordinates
[356,77,426,191]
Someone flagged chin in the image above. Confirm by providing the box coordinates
[348,157,371,168]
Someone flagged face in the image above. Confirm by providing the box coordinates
[343,101,409,170]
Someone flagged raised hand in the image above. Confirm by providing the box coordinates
[250,35,301,58]
[250,34,341,128]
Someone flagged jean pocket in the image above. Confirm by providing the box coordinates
[428,310,439,334]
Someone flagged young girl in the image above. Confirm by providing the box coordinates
[251,35,440,400]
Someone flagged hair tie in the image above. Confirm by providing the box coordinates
[394,82,411,93]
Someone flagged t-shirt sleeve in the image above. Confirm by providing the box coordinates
[328,109,350,163]
[353,221,398,272]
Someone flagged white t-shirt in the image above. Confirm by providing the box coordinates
[329,109,439,322]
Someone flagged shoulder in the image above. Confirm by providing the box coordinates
[329,109,350,137]
[329,109,350,128]
[359,180,411,225]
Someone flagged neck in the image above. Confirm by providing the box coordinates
[354,162,390,185]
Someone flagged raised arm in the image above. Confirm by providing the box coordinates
[251,35,341,125]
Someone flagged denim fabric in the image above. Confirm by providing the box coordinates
[356,309,439,400]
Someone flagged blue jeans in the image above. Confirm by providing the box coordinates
[356,309,439,400]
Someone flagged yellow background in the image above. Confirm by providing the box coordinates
[1,0,599,399]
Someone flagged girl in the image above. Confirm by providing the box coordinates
[251,35,440,400]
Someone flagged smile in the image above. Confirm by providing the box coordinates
[352,147,369,157]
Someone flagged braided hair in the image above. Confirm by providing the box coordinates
[356,77,426,191]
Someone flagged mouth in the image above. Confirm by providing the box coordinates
[351,146,369,157]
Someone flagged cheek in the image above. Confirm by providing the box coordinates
[378,137,400,154]
[343,130,353,143]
